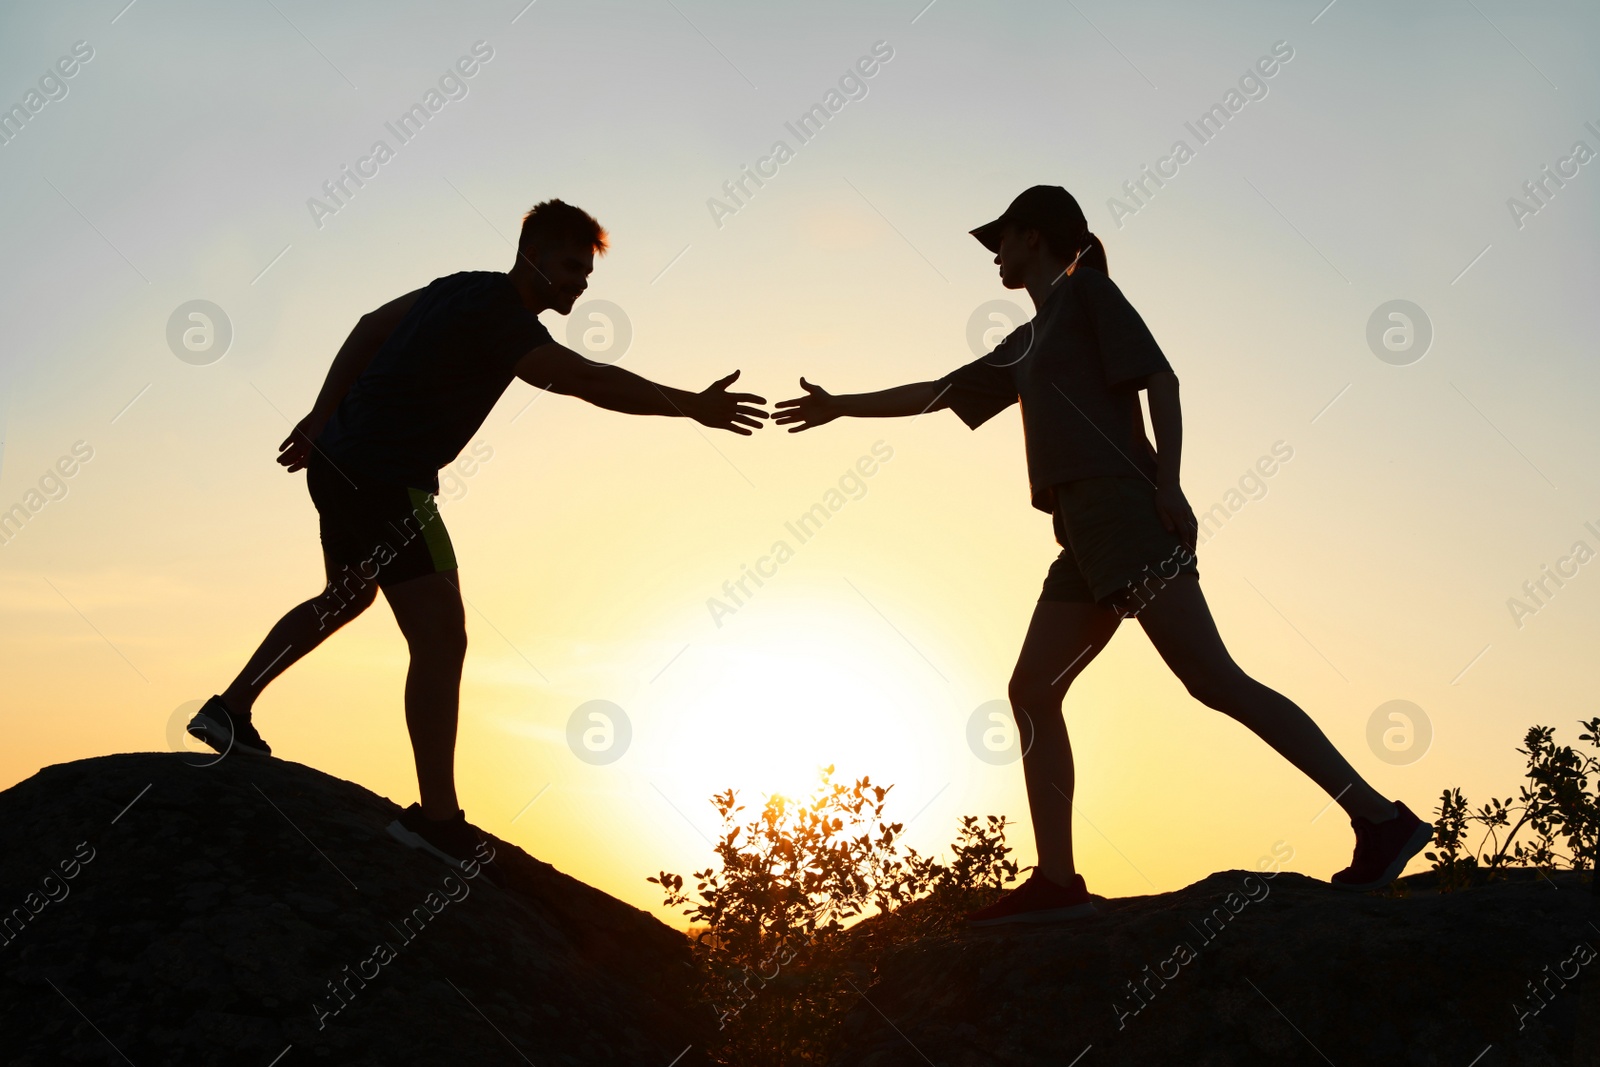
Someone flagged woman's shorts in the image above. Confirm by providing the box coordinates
[1040,476,1198,617]
[306,450,457,589]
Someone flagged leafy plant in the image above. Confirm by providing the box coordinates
[648,766,1017,1066]
[1422,786,1477,890]
[1424,718,1600,891]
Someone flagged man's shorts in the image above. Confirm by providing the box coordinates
[1041,476,1199,617]
[306,450,457,589]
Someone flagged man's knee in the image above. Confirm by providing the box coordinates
[351,581,380,612]
[418,629,468,663]
[405,616,467,659]
[313,582,376,631]
[337,566,369,603]
[328,563,379,601]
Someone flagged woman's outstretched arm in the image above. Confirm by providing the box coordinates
[773,377,950,431]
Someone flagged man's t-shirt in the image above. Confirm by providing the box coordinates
[316,271,553,494]
[936,267,1173,513]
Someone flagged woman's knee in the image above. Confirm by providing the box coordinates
[1183,665,1254,711]
[1007,672,1066,716]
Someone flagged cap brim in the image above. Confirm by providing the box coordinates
[969,218,1006,253]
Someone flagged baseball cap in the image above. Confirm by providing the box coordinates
[969,185,1089,252]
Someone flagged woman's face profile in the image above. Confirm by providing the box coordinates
[994,225,1037,290]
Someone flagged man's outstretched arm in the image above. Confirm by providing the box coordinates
[278,288,425,471]
[515,341,768,434]
[772,377,950,431]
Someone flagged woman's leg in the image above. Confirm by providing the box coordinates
[1007,599,1122,884]
[1134,574,1396,823]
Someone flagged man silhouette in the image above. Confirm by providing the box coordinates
[187,199,768,867]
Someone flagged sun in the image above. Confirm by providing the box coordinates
[643,606,967,810]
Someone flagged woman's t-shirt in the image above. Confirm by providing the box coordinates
[316,271,553,494]
[937,267,1173,513]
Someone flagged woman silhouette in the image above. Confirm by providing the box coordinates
[775,185,1432,924]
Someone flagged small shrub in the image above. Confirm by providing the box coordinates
[1425,717,1600,891]
[648,766,1018,1066]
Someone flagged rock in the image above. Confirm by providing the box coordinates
[830,867,1600,1065]
[0,753,711,1066]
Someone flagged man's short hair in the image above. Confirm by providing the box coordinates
[518,199,608,261]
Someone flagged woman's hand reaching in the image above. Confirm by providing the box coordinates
[773,378,842,432]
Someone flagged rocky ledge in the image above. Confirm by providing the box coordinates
[0,752,709,1066]
[830,864,1599,1065]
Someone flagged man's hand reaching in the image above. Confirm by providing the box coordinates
[691,370,768,435]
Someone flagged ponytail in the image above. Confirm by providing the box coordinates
[1076,231,1108,277]
[1041,223,1109,277]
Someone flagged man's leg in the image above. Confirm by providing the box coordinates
[1007,599,1121,885]
[220,551,379,716]
[381,569,467,821]
[1134,573,1396,823]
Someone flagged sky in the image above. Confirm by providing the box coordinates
[1,0,1596,928]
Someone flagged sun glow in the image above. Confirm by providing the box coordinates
[643,605,968,812]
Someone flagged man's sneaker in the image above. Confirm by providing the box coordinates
[1330,800,1433,892]
[387,804,497,874]
[964,870,1098,926]
[186,695,272,757]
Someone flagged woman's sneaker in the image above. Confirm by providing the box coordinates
[186,695,272,757]
[1330,800,1433,891]
[964,870,1098,926]
[387,804,496,874]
